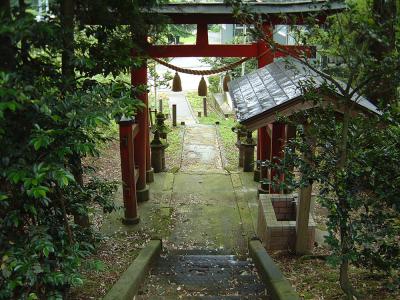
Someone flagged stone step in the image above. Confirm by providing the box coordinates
[137,250,270,299]
[135,296,269,299]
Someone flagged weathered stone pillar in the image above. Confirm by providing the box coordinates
[150,131,168,173]
[155,113,168,139]
[237,141,244,168]
[232,125,247,168]
[203,97,208,117]
[258,162,270,195]
[172,104,177,127]
[242,131,256,172]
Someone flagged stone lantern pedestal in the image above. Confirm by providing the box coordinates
[151,131,168,173]
[155,113,168,139]
[232,126,247,168]
[242,131,256,172]
[253,161,261,182]
[236,140,244,168]
[258,163,270,195]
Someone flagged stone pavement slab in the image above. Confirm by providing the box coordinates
[181,124,225,173]
[168,92,197,125]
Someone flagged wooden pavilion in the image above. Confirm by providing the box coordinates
[228,56,379,253]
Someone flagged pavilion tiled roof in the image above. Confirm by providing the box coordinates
[228,57,379,128]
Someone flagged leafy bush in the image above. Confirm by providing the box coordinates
[208,75,221,93]
[0,0,163,298]
[0,72,129,299]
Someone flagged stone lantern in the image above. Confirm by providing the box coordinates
[241,130,256,172]
[151,128,169,173]
[155,113,168,139]
[232,124,247,168]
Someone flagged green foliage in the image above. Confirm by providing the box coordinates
[228,0,400,297]
[270,104,400,290]
[0,70,123,300]
[208,75,220,93]
[0,0,165,298]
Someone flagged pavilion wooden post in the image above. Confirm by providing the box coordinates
[296,123,315,254]
[131,48,149,202]
[119,118,139,224]
[269,122,287,193]
[284,124,297,193]
[258,126,271,194]
[254,130,261,181]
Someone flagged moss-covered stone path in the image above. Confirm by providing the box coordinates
[100,119,267,297]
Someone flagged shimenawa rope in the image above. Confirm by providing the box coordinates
[151,48,272,75]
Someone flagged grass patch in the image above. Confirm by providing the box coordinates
[164,121,183,170]
[149,92,170,115]
[179,35,196,45]
[216,119,239,172]
[185,91,204,113]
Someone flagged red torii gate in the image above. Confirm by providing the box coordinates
[121,3,339,223]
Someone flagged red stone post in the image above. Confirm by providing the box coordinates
[131,51,150,202]
[256,130,261,162]
[119,118,139,224]
[258,125,272,194]
[146,108,154,183]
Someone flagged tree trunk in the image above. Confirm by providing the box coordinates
[70,153,90,228]
[296,123,315,255]
[61,0,75,92]
[0,0,16,71]
[339,257,360,299]
[337,104,360,299]
[60,0,89,227]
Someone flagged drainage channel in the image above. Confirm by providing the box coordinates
[136,249,271,299]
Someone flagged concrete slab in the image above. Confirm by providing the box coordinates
[180,124,224,172]
[213,92,233,115]
[168,92,197,125]
[184,125,217,146]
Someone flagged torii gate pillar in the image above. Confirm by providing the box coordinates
[131,50,150,202]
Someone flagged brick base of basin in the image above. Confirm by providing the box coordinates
[257,194,315,251]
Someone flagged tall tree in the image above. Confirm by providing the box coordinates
[0,0,15,71]
[227,0,400,298]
